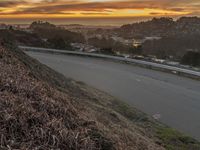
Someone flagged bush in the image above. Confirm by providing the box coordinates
[181,51,200,67]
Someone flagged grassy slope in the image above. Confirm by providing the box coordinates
[1,43,200,150]
[1,43,118,149]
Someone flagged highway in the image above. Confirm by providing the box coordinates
[19,46,200,79]
[26,51,200,140]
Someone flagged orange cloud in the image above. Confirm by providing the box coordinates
[0,0,199,18]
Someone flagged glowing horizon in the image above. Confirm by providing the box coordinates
[0,0,200,19]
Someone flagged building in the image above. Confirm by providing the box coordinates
[0,24,9,30]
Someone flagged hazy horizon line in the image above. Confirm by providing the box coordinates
[0,15,199,26]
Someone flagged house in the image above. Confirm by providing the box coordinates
[0,24,9,30]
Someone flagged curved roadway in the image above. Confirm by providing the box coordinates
[26,51,200,140]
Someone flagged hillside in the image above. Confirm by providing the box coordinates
[116,17,200,60]
[0,21,85,50]
[0,42,200,150]
[0,29,46,47]
[119,17,200,38]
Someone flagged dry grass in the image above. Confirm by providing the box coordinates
[0,45,113,149]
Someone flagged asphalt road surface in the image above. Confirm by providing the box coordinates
[26,51,200,140]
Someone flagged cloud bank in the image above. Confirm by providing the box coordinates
[0,0,199,17]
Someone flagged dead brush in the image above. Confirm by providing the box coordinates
[0,45,115,149]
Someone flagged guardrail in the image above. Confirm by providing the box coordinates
[19,46,200,80]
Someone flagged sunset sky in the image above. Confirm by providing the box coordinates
[0,0,200,24]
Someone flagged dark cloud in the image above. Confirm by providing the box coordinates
[149,12,163,15]
[0,1,170,14]
[0,0,27,7]
[80,12,110,15]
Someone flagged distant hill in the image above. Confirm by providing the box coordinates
[0,21,85,49]
[30,21,85,45]
[115,17,200,60]
[118,17,200,39]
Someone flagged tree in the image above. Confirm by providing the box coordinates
[100,47,115,55]
[181,51,200,67]
[30,21,56,30]
[47,36,72,50]
[129,45,143,55]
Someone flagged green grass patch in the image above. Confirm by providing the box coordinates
[155,125,200,150]
[109,99,200,150]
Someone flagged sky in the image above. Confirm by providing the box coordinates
[0,0,200,25]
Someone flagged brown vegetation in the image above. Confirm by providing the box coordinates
[0,42,162,149]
